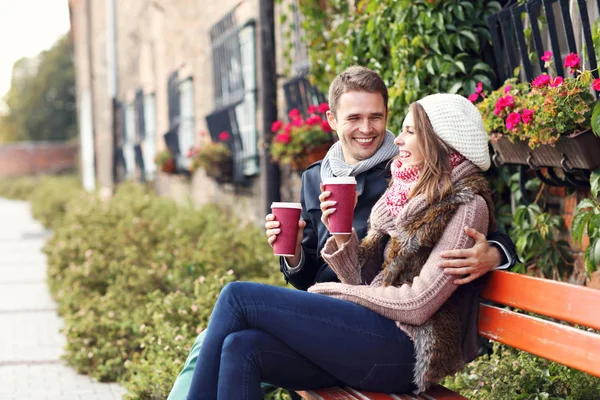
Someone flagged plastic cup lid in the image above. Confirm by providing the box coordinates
[271,202,302,209]
[322,177,357,185]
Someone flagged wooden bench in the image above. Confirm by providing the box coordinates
[296,270,600,399]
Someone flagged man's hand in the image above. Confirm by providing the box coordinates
[265,214,306,267]
[438,226,502,285]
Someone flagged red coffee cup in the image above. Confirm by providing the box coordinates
[322,177,357,234]
[271,202,302,256]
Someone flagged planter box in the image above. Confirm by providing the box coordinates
[490,130,600,170]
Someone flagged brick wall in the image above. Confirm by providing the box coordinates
[0,142,79,178]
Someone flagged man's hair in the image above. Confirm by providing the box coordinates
[328,66,388,118]
[408,102,454,205]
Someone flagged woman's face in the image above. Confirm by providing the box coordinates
[394,110,424,168]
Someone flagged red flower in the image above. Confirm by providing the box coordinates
[475,82,483,94]
[541,51,552,62]
[522,109,534,125]
[271,120,283,133]
[532,74,551,88]
[593,78,600,92]
[284,123,292,134]
[321,120,332,133]
[505,112,521,130]
[318,102,329,113]
[494,94,515,115]
[219,131,230,141]
[306,115,322,126]
[288,108,301,120]
[468,93,479,103]
[307,104,318,114]
[504,85,512,93]
[292,118,304,127]
[275,133,291,144]
[550,76,564,87]
[564,53,581,70]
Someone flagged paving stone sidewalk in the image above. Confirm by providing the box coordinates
[0,198,126,400]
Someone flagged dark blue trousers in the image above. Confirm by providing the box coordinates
[186,282,416,400]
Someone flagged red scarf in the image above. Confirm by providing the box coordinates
[385,153,466,216]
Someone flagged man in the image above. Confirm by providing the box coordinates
[167,66,516,399]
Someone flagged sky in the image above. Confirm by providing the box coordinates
[0,0,70,104]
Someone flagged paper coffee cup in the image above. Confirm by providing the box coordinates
[271,202,302,256]
[322,177,357,234]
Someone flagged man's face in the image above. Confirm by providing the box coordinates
[394,110,424,168]
[326,91,387,165]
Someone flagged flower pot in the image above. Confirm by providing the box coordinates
[161,159,176,174]
[291,144,331,172]
[205,158,233,183]
[490,130,600,170]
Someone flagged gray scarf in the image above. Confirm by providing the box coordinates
[320,130,398,195]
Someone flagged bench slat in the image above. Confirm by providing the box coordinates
[296,385,467,400]
[481,271,600,331]
[479,304,600,377]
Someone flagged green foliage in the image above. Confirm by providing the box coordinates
[444,342,600,399]
[572,169,600,275]
[291,0,499,131]
[43,182,282,398]
[29,175,81,228]
[0,176,39,200]
[1,34,76,143]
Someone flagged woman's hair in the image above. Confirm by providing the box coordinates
[407,102,455,205]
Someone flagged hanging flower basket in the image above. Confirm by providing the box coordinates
[290,143,331,172]
[490,129,600,170]
[204,158,233,183]
[187,132,234,183]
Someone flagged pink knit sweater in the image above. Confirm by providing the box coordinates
[308,162,489,327]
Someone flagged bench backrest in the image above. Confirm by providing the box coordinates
[479,271,600,377]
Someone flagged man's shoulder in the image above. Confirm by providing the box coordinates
[302,161,322,183]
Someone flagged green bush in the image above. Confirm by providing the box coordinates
[44,181,282,398]
[0,175,41,200]
[29,175,81,228]
[444,343,600,399]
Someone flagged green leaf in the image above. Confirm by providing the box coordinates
[587,239,600,272]
[426,59,435,75]
[455,60,467,74]
[448,81,463,94]
[591,102,600,136]
[591,169,600,199]
[460,31,478,47]
[576,198,597,211]
[572,211,592,245]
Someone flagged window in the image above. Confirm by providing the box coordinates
[143,93,157,180]
[123,102,136,179]
[209,13,259,181]
[178,78,195,170]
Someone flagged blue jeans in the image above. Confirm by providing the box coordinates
[186,282,416,400]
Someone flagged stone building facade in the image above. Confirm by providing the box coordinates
[69,0,308,225]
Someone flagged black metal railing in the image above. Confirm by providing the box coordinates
[283,74,327,116]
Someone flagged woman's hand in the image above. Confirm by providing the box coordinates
[438,226,502,285]
[265,214,306,267]
[319,184,357,247]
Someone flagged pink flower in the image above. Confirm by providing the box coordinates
[292,118,303,127]
[468,93,479,103]
[541,51,552,62]
[494,95,515,115]
[532,74,551,88]
[306,115,322,126]
[284,123,292,134]
[475,82,483,94]
[288,108,301,120]
[321,120,332,133]
[504,85,512,93]
[505,112,521,130]
[271,120,283,133]
[522,109,534,125]
[550,76,564,87]
[219,131,230,141]
[275,133,291,144]
[307,104,318,114]
[318,102,330,113]
[593,78,600,91]
[564,53,581,70]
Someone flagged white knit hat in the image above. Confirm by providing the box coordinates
[417,93,491,171]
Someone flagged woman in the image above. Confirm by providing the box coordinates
[186,93,495,399]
